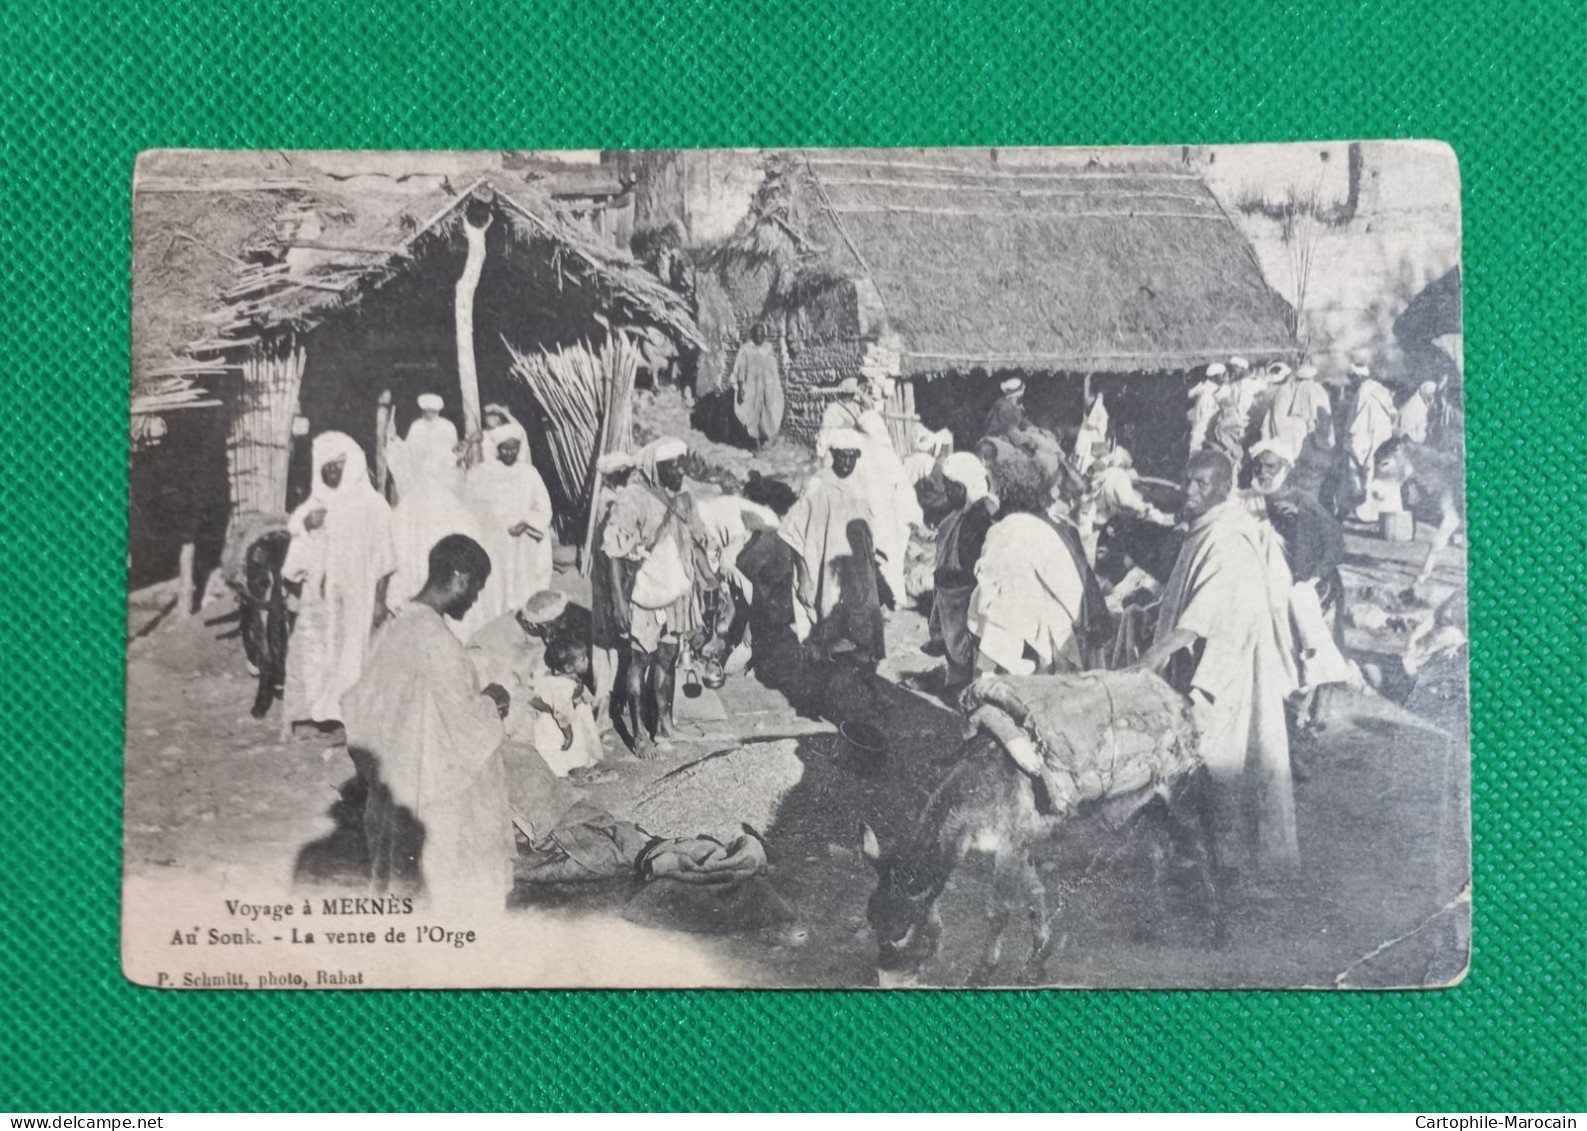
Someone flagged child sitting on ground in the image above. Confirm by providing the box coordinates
[530,637,605,778]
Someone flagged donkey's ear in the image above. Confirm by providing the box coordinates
[860,823,883,867]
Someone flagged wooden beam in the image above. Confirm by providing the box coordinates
[282,240,410,258]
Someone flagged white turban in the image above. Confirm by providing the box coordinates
[1348,349,1373,376]
[416,393,445,412]
[596,450,636,475]
[1228,356,1250,372]
[650,437,687,462]
[487,419,528,455]
[1297,363,1320,380]
[1267,362,1293,382]
[1204,363,1227,379]
[826,428,865,452]
[941,452,991,503]
[519,589,568,624]
[913,425,953,456]
[638,436,688,487]
[1000,376,1026,394]
[1249,437,1295,463]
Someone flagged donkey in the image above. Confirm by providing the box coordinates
[861,729,1219,987]
[234,528,293,720]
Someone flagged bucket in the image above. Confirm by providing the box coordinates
[837,720,889,773]
[1380,511,1415,543]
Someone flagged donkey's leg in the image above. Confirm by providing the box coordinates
[1020,856,1059,984]
[1177,772,1226,947]
[969,848,1019,986]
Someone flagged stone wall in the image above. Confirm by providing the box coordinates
[1198,140,1462,384]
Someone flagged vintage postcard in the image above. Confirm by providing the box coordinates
[124,142,1469,989]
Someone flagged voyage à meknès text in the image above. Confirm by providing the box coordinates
[153,895,475,988]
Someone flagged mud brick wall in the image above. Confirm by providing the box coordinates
[780,277,865,445]
[781,335,865,444]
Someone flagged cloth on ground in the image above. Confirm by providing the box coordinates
[506,739,650,883]
[623,828,794,934]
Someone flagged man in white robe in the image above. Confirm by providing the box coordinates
[730,324,785,447]
[341,534,514,909]
[817,378,919,602]
[387,393,480,610]
[779,430,884,663]
[282,432,395,727]
[1138,451,1299,880]
[1187,363,1227,456]
[1260,361,1335,495]
[1225,356,1266,431]
[464,418,554,631]
[969,473,1093,676]
[1344,353,1398,521]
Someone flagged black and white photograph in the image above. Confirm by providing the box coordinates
[124,142,1469,989]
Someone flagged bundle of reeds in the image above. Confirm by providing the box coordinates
[504,331,641,541]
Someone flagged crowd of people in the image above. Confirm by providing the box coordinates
[267,344,1465,910]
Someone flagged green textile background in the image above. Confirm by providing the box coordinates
[1,0,1582,1112]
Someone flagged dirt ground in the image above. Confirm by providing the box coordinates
[123,498,1469,989]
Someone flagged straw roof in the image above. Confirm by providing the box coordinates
[133,155,699,385]
[758,149,1297,375]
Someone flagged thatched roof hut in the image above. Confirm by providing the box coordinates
[696,149,1295,474]
[132,153,700,544]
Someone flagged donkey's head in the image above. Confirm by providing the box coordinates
[861,824,948,984]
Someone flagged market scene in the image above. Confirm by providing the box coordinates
[124,143,1468,988]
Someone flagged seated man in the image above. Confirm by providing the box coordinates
[341,534,515,910]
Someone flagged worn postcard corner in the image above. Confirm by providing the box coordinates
[125,142,1469,990]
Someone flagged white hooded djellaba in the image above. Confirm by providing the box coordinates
[386,397,480,610]
[464,418,554,629]
[282,432,396,725]
[779,430,881,645]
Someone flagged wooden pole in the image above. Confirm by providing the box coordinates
[455,197,492,466]
[579,356,615,577]
[177,542,196,619]
[373,389,393,496]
